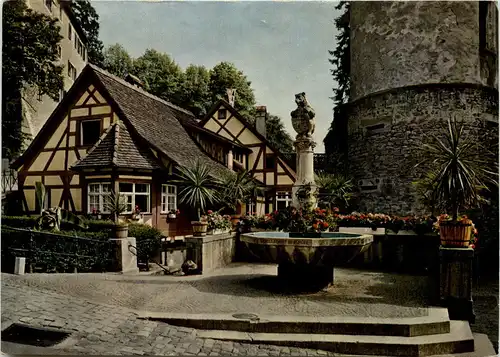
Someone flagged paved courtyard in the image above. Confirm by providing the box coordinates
[1,264,498,355]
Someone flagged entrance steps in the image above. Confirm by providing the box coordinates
[138,308,494,356]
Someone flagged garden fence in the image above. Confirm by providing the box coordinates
[1,227,116,273]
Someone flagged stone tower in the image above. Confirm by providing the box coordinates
[344,1,499,214]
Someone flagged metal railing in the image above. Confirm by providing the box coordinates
[1,227,115,273]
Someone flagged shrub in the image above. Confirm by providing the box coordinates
[1,215,38,229]
[128,223,162,259]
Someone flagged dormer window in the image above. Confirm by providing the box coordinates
[80,120,101,147]
[217,109,227,120]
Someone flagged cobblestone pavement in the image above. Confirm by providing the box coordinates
[0,264,429,318]
[2,280,339,356]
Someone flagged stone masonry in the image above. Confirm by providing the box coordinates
[340,1,499,215]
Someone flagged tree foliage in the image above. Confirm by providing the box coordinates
[323,1,350,161]
[208,62,256,119]
[2,1,63,159]
[101,46,293,154]
[102,43,134,78]
[266,114,294,154]
[132,49,183,101]
[70,0,104,66]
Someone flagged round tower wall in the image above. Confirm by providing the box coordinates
[350,1,481,101]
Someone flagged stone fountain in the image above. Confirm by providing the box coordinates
[240,93,373,291]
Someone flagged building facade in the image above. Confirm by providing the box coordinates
[11,65,297,237]
[341,1,499,214]
[22,0,88,143]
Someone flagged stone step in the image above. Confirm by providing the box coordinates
[138,308,450,337]
[195,320,474,357]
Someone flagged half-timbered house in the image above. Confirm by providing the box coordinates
[11,64,297,236]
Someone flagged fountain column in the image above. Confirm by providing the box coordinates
[290,92,317,209]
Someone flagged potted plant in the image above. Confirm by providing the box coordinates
[167,209,180,219]
[105,190,129,239]
[415,116,498,247]
[172,159,219,237]
[205,209,232,235]
[217,169,265,227]
[131,205,142,221]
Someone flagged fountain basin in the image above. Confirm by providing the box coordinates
[240,231,374,290]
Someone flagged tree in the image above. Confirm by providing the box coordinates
[208,62,256,119]
[266,114,293,154]
[70,0,104,66]
[102,43,134,78]
[177,65,211,117]
[132,49,183,101]
[2,1,63,159]
[323,1,350,162]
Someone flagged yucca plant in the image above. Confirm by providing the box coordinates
[315,173,354,211]
[172,159,219,221]
[217,169,265,214]
[104,190,129,224]
[416,116,498,221]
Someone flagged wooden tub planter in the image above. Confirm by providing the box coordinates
[439,221,473,248]
[191,221,208,237]
[207,228,231,236]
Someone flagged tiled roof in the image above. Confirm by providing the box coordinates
[88,65,233,178]
[72,121,161,170]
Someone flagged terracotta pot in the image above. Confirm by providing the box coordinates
[191,221,208,236]
[114,223,129,239]
[439,221,472,248]
[231,215,241,227]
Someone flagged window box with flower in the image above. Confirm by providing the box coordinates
[131,205,143,222]
[167,209,180,220]
[203,210,232,235]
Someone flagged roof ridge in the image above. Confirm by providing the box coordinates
[88,64,196,118]
[112,121,120,167]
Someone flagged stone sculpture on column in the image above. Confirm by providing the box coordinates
[291,92,317,209]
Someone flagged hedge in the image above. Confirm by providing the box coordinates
[1,216,164,268]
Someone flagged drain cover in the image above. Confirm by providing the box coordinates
[1,323,70,347]
[232,313,259,320]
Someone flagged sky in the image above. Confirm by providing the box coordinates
[93,1,341,152]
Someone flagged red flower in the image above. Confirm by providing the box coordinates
[333,207,339,212]
[322,221,329,228]
[176,209,180,215]
[312,223,318,230]
[207,210,213,214]
[470,244,476,250]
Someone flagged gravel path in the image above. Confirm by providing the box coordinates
[1,264,429,318]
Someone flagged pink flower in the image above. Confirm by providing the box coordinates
[207,210,213,214]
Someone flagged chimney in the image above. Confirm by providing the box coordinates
[124,73,144,89]
[255,106,267,138]
[226,88,236,107]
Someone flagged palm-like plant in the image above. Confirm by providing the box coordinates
[172,159,219,221]
[315,173,353,211]
[217,169,264,214]
[415,116,498,221]
[104,190,129,224]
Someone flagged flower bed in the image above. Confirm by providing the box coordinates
[202,210,232,234]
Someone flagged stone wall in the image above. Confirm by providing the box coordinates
[346,83,498,214]
[350,1,482,101]
[185,232,236,274]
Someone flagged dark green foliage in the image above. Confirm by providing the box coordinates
[1,227,114,273]
[324,1,350,163]
[132,49,183,101]
[69,0,104,66]
[2,0,64,159]
[208,62,256,120]
[266,114,294,154]
[2,216,163,267]
[101,45,291,154]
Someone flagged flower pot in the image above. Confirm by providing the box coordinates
[114,223,129,239]
[439,221,472,248]
[231,215,241,227]
[168,214,177,219]
[191,221,208,237]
